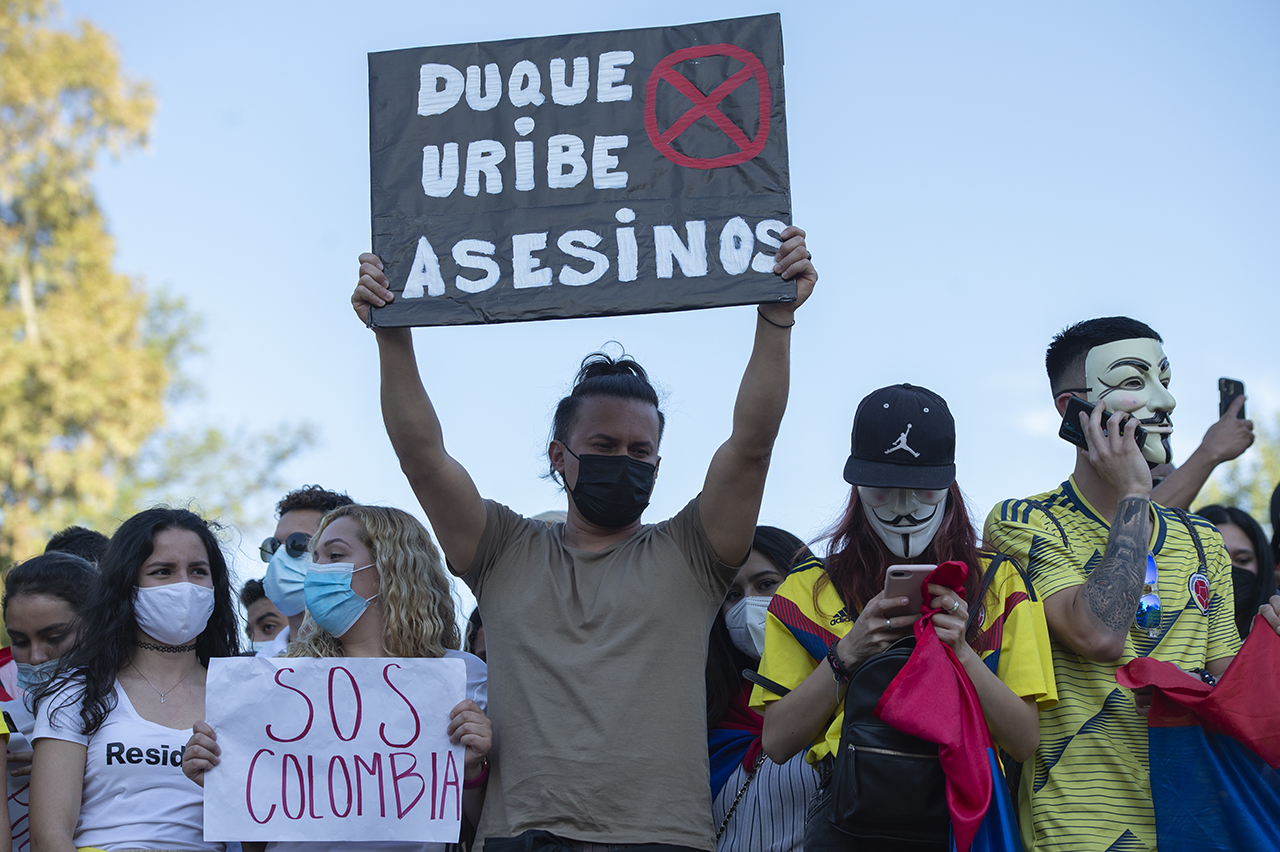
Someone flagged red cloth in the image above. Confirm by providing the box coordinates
[1115,613,1280,768]
[875,560,992,852]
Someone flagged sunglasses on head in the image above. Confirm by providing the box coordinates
[1134,552,1162,638]
[259,531,311,563]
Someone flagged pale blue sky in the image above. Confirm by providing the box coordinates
[61,1,1280,610]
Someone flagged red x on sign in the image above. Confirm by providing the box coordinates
[644,43,771,170]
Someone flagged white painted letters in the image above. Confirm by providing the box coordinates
[591,136,628,189]
[597,51,634,103]
[508,60,546,108]
[655,221,708,278]
[421,144,460,198]
[465,64,501,111]
[719,217,754,275]
[512,233,552,289]
[751,219,786,273]
[550,57,590,106]
[404,236,445,298]
[418,64,465,117]
[557,230,608,286]
[453,240,500,293]
[547,135,587,188]
[463,140,506,196]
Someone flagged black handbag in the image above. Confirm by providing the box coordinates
[828,636,950,848]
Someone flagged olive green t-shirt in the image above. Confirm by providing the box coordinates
[462,496,735,851]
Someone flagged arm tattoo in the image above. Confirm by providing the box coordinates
[1082,497,1150,631]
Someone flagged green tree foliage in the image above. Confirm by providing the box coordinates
[1201,412,1280,536]
[118,423,317,529]
[0,0,310,567]
[0,0,162,564]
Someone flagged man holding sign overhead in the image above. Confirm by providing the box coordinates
[355,15,813,850]
[352,224,813,851]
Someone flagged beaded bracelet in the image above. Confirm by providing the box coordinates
[463,759,489,789]
[826,640,856,684]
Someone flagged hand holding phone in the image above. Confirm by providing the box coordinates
[883,564,936,616]
[1219,378,1245,420]
[1059,396,1147,450]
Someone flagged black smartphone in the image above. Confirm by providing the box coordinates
[1059,396,1147,450]
[1219,377,1245,419]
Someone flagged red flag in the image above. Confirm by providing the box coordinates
[1116,614,1280,767]
[877,560,992,852]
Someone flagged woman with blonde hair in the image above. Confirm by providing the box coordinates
[183,505,491,852]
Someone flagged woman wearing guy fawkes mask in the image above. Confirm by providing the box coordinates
[751,384,1056,851]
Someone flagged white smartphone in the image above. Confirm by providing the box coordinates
[883,564,937,616]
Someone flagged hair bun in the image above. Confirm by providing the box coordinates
[575,350,651,388]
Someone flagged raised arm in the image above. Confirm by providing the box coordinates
[354,255,488,573]
[1044,404,1153,661]
[1150,394,1253,509]
[699,226,817,564]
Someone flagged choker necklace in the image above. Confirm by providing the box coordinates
[130,660,198,704]
[135,640,196,653]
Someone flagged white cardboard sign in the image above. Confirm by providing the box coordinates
[203,656,465,842]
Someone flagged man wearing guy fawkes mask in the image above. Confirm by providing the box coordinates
[985,316,1280,852]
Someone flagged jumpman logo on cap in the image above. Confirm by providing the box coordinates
[884,424,920,458]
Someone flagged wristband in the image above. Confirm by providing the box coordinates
[757,307,795,329]
[1189,668,1217,687]
[463,758,489,788]
[827,640,856,684]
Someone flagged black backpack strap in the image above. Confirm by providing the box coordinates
[743,669,791,698]
[1168,506,1209,571]
[967,552,1038,633]
[1022,498,1071,550]
[1009,555,1038,602]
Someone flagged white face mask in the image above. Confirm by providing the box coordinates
[724,595,771,659]
[133,582,215,646]
[1083,338,1177,465]
[858,487,949,558]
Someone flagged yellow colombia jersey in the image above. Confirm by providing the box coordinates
[984,477,1241,852]
[750,553,1056,767]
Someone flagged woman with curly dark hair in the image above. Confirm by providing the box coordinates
[30,507,239,852]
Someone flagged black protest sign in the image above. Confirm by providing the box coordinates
[367,14,792,327]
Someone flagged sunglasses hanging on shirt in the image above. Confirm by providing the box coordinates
[1135,552,1162,638]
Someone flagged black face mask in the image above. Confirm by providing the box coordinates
[563,445,657,528]
[1233,567,1262,617]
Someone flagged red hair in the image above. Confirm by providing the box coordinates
[816,482,984,644]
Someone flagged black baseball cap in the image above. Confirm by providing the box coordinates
[842,384,956,490]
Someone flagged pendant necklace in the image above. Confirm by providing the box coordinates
[130,659,198,704]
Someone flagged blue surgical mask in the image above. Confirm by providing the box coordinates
[304,563,377,638]
[17,659,59,694]
[264,546,311,617]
